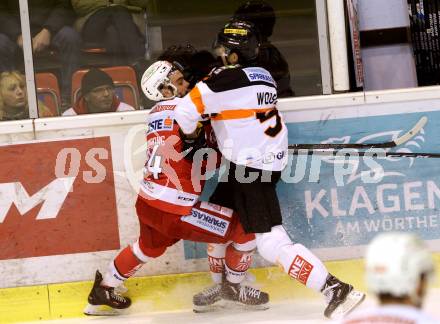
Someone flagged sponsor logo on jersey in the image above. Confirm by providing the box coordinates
[263,150,286,164]
[288,255,314,285]
[200,201,233,218]
[277,151,286,160]
[243,67,275,85]
[181,208,230,236]
[150,105,176,113]
[178,195,196,202]
[148,116,174,132]
[257,92,277,105]
[142,180,155,192]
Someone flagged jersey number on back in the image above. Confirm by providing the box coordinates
[147,144,162,179]
[256,109,282,137]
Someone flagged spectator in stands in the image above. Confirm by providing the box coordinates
[233,0,294,97]
[0,71,53,121]
[71,0,147,65]
[63,67,135,115]
[341,232,437,324]
[0,0,81,109]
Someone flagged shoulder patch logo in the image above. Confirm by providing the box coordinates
[243,67,275,85]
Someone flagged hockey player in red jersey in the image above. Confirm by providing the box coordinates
[84,47,269,316]
[174,20,365,320]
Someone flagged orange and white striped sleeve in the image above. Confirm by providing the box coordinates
[174,84,205,135]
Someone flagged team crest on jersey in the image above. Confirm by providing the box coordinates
[243,67,275,85]
[181,208,230,236]
[148,116,174,133]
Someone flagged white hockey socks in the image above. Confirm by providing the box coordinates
[278,243,328,292]
[256,225,328,292]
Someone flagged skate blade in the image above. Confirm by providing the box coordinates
[329,290,365,320]
[218,299,270,312]
[193,300,269,313]
[193,299,225,313]
[238,302,270,311]
[83,303,128,316]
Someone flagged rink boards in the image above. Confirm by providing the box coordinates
[2,86,440,322]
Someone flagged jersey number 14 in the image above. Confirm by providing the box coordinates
[146,144,162,179]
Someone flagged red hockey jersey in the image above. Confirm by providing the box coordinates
[139,97,217,215]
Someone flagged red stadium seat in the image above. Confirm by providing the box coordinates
[35,72,61,116]
[71,66,140,109]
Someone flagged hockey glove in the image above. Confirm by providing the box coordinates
[180,122,207,160]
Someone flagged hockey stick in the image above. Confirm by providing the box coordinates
[290,149,440,159]
[287,116,427,150]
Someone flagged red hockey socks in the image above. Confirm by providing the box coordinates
[102,246,144,287]
[224,243,254,284]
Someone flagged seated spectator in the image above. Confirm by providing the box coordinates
[233,0,294,97]
[0,71,53,121]
[63,68,135,115]
[0,0,81,108]
[72,0,147,65]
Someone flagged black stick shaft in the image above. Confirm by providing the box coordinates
[290,149,440,158]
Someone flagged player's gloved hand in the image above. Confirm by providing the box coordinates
[180,122,207,160]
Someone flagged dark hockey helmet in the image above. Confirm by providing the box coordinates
[157,44,198,84]
[213,19,261,64]
[233,0,276,39]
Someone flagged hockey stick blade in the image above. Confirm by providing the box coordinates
[291,149,440,159]
[288,116,427,150]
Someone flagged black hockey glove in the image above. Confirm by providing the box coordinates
[180,122,207,161]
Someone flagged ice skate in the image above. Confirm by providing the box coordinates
[114,283,128,295]
[193,283,223,313]
[322,274,365,319]
[83,270,131,316]
[221,280,269,310]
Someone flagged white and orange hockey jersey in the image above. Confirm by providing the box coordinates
[174,65,288,171]
[341,305,438,324]
[139,97,216,215]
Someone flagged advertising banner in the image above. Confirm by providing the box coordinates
[0,137,120,260]
[185,110,440,260]
[279,111,440,253]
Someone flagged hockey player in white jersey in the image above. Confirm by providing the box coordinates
[341,232,437,324]
[175,19,365,319]
[84,47,271,316]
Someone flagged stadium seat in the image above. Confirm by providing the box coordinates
[71,66,140,110]
[35,72,61,116]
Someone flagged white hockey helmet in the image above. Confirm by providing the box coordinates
[366,232,434,300]
[141,61,178,101]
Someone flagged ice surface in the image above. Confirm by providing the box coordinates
[19,289,440,324]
